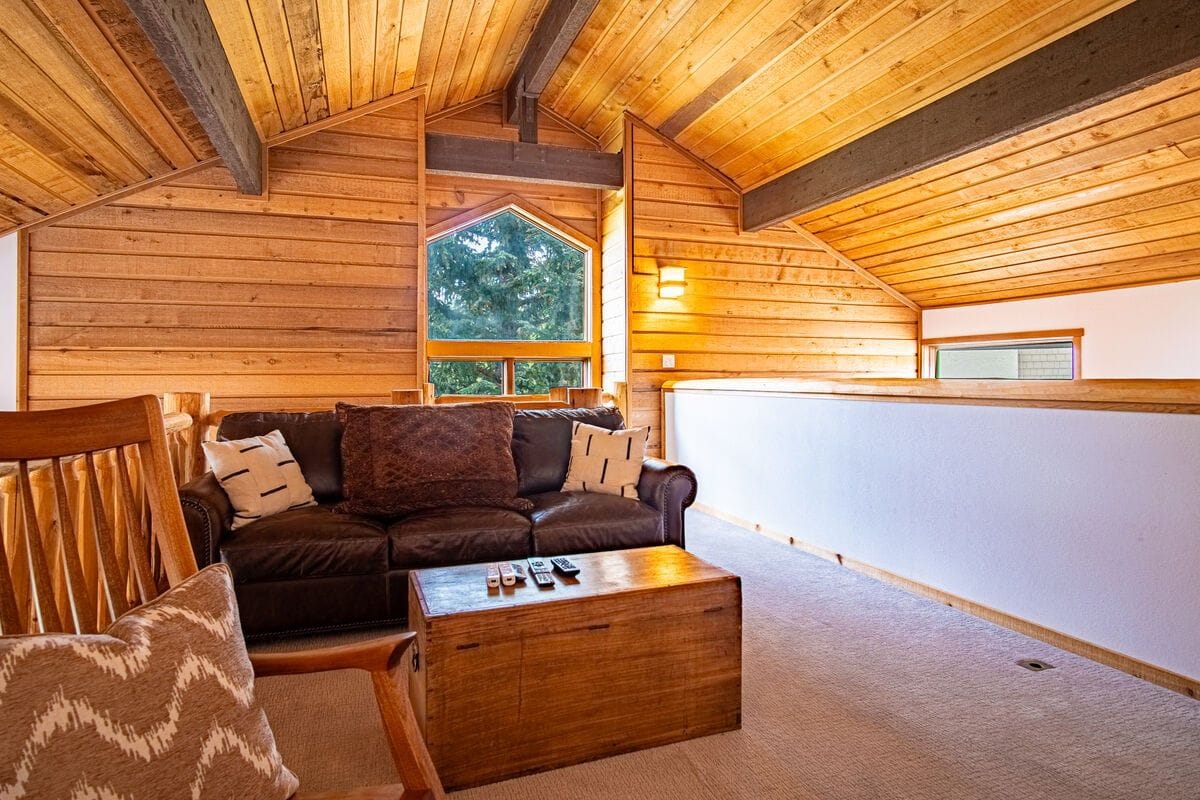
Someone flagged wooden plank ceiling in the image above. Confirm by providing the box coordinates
[0,0,214,234]
[796,68,1200,307]
[204,0,552,135]
[5,0,1199,308]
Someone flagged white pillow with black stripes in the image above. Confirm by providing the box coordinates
[561,421,649,498]
[202,429,316,530]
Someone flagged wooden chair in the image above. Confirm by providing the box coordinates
[0,396,444,800]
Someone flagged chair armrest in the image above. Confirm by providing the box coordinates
[179,471,231,568]
[636,458,697,549]
[250,632,416,678]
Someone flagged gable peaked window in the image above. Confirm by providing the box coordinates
[425,202,597,397]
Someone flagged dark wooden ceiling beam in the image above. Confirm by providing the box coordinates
[124,0,263,195]
[426,133,622,189]
[503,0,600,129]
[741,0,1200,231]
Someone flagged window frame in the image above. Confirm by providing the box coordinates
[422,198,601,396]
[922,328,1084,380]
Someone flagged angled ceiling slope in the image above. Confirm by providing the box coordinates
[0,0,214,235]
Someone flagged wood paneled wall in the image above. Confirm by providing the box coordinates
[625,122,918,455]
[25,98,423,411]
[21,94,919,426]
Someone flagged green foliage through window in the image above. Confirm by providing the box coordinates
[428,210,586,341]
[515,361,583,395]
[428,361,503,396]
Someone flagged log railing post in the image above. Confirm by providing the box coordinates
[567,388,602,408]
[391,389,424,405]
[161,392,210,484]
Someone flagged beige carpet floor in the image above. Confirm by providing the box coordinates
[253,512,1200,799]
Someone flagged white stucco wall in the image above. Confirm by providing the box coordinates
[0,233,16,410]
[922,279,1200,378]
[666,383,1200,681]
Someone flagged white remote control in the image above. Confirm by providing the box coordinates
[498,561,516,587]
[486,563,501,588]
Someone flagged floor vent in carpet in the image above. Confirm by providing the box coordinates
[1018,659,1056,672]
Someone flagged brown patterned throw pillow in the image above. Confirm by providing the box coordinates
[0,564,298,800]
[336,401,533,516]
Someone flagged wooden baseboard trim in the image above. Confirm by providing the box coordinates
[695,502,1199,700]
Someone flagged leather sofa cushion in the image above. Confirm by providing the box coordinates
[388,507,532,569]
[528,491,661,556]
[218,411,343,503]
[513,407,625,496]
[219,506,387,583]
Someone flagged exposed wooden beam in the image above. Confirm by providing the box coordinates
[741,0,1200,231]
[503,0,600,124]
[518,95,539,144]
[124,0,263,195]
[425,133,622,189]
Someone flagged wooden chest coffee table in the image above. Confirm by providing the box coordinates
[406,545,742,790]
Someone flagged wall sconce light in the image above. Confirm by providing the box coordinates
[658,266,687,298]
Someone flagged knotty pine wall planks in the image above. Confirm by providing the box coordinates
[626,123,917,455]
[25,98,423,411]
[22,95,919,423]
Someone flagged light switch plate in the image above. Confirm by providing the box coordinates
[662,353,676,369]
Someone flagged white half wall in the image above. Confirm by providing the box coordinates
[667,385,1200,681]
[0,233,16,410]
[921,279,1200,378]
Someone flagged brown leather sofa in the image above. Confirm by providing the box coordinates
[179,406,697,638]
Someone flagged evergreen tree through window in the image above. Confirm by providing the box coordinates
[426,209,590,396]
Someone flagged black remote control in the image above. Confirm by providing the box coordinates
[527,557,552,574]
[550,556,580,577]
[530,570,555,588]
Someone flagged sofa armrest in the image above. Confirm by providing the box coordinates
[179,472,232,568]
[636,458,697,549]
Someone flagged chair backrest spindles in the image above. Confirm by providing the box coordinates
[50,456,97,634]
[85,451,130,622]
[0,396,199,636]
[15,462,63,633]
[114,445,157,606]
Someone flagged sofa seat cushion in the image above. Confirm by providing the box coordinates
[388,507,533,569]
[219,506,387,583]
[529,491,661,556]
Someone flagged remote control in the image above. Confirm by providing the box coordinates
[498,561,516,587]
[485,563,500,588]
[511,563,527,582]
[527,557,552,574]
[550,556,580,577]
[530,570,555,588]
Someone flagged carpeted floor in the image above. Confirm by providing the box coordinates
[254,512,1200,799]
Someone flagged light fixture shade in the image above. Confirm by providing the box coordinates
[658,265,687,298]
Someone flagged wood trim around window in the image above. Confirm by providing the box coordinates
[423,196,602,390]
[426,341,593,359]
[922,328,1084,379]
